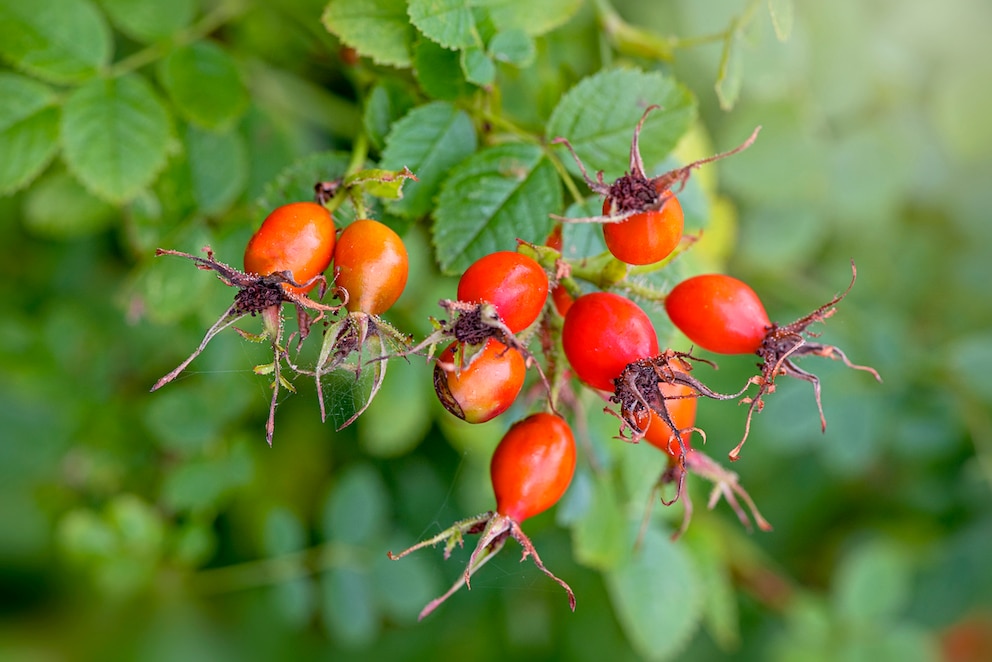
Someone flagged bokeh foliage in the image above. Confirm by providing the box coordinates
[2,0,991,660]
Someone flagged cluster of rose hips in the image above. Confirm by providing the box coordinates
[152,107,879,619]
[151,202,411,445]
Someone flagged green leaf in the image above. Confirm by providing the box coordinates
[61,74,173,203]
[323,0,415,68]
[482,0,581,36]
[605,524,703,661]
[322,463,390,546]
[408,0,482,50]
[768,0,795,42]
[256,151,351,214]
[363,79,416,151]
[379,101,477,219]
[372,537,442,622]
[58,509,117,561]
[0,73,60,195]
[488,29,535,67]
[684,525,740,651]
[343,166,418,200]
[97,0,196,43]
[160,443,253,514]
[107,494,165,557]
[322,568,380,648]
[412,38,474,101]
[121,157,199,255]
[128,226,214,323]
[159,41,248,129]
[243,62,362,141]
[460,46,495,86]
[184,124,248,216]
[548,69,696,182]
[272,577,317,628]
[265,507,307,556]
[433,142,561,274]
[0,0,111,84]
[22,170,116,239]
[358,356,432,458]
[570,472,628,570]
[715,34,743,111]
[617,432,665,501]
[946,334,992,404]
[171,520,217,567]
[143,377,252,454]
[832,539,912,624]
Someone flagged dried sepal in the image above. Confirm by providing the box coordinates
[150,246,347,446]
[388,511,575,620]
[552,105,760,225]
[609,349,748,449]
[731,261,882,460]
[639,449,773,544]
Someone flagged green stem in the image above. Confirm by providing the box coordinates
[346,133,370,177]
[339,133,371,218]
[479,109,588,208]
[592,0,763,60]
[192,540,364,595]
[546,147,589,209]
[110,0,248,77]
[480,109,541,144]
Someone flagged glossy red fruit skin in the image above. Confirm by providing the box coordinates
[562,292,659,391]
[457,252,549,333]
[636,382,698,457]
[333,219,409,315]
[491,413,576,523]
[243,202,336,296]
[602,192,684,266]
[434,339,526,424]
[664,274,771,354]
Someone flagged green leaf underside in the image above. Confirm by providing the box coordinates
[547,69,697,183]
[408,0,481,50]
[0,73,60,194]
[159,42,248,129]
[0,0,111,83]
[433,142,561,274]
[323,0,415,68]
[605,525,703,661]
[98,0,196,43]
[768,0,795,42]
[716,34,743,111]
[380,101,477,219]
[61,74,173,203]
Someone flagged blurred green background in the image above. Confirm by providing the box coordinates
[2,0,992,660]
